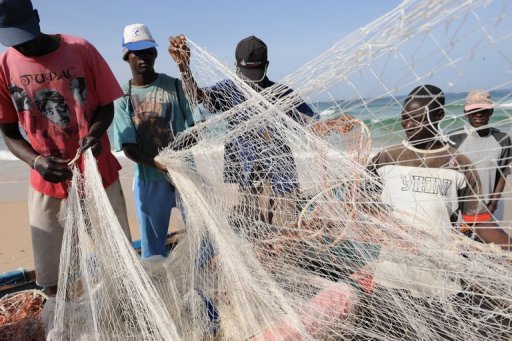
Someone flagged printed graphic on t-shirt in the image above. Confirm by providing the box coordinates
[8,84,33,112]
[400,175,453,195]
[131,92,174,158]
[8,68,83,156]
[69,77,87,105]
[34,89,71,126]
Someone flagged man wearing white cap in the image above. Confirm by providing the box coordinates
[113,24,195,258]
[449,90,512,220]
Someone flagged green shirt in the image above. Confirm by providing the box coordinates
[113,73,194,182]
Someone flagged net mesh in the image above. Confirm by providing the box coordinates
[49,0,512,339]
[45,150,180,340]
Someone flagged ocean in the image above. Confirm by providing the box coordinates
[312,89,512,149]
[1,90,512,162]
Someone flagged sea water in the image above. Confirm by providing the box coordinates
[312,89,512,151]
[1,90,511,165]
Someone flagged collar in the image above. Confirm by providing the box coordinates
[463,123,491,137]
[401,140,450,154]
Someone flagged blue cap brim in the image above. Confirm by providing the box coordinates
[123,40,158,51]
[0,14,40,47]
[122,40,158,60]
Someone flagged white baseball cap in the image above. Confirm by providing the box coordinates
[122,23,158,60]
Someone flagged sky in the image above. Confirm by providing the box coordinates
[6,0,402,85]
[1,1,510,97]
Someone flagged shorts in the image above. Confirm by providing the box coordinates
[28,179,131,287]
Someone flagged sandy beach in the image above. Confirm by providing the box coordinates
[2,151,512,274]
[0,156,186,274]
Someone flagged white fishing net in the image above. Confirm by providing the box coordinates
[50,0,512,340]
[45,150,180,340]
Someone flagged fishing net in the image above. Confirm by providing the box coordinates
[0,290,46,341]
[153,0,512,339]
[44,150,180,340]
[46,0,512,340]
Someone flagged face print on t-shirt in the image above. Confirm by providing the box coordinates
[70,77,87,104]
[131,91,174,158]
[34,89,71,126]
[8,84,33,112]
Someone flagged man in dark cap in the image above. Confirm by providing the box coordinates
[169,34,316,227]
[0,0,131,296]
[233,35,270,87]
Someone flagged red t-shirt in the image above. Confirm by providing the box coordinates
[0,34,122,198]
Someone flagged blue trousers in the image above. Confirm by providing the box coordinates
[134,179,176,258]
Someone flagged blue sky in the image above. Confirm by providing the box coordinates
[1,1,510,97]
[10,0,401,84]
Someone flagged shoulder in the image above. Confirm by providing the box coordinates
[158,73,176,82]
[58,34,93,50]
[490,128,512,146]
[118,81,130,95]
[156,74,184,96]
[61,34,97,46]
[209,79,241,101]
[60,35,106,62]
[270,82,293,97]
[0,49,9,63]
[156,73,176,87]
[211,79,236,90]
[447,146,473,168]
[0,50,11,74]
[447,126,466,137]
[372,143,404,166]
[0,47,20,68]
[436,147,478,186]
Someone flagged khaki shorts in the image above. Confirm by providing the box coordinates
[28,179,131,287]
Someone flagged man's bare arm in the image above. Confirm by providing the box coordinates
[474,221,511,251]
[487,175,507,214]
[168,35,207,103]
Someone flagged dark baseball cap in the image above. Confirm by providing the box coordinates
[0,0,40,47]
[235,36,268,81]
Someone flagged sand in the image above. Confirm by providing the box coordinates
[1,155,511,274]
[0,157,185,274]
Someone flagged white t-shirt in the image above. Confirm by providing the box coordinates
[368,141,488,297]
[450,125,512,203]
[371,141,487,232]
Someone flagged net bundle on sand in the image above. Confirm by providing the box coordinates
[49,0,511,340]
[0,290,46,341]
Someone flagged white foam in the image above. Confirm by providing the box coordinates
[498,101,512,109]
[0,150,18,161]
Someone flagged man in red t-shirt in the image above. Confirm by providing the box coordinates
[0,0,131,295]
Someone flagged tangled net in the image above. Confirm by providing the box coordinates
[48,0,512,340]
[0,290,47,341]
